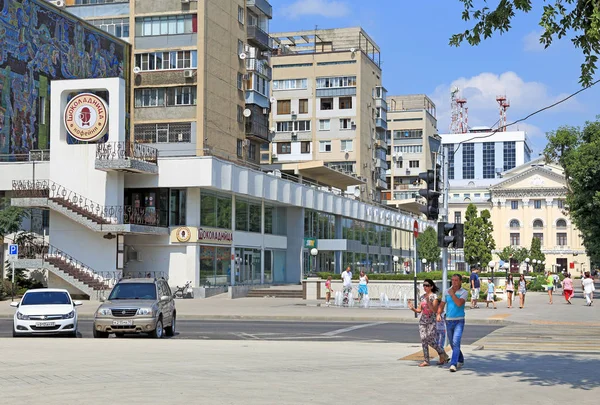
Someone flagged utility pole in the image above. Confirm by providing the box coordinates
[441,147,450,297]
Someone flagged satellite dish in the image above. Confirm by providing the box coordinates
[239,52,247,60]
[243,108,252,117]
[133,66,141,74]
[270,97,277,104]
[350,47,356,53]
[353,188,360,197]
[270,127,276,132]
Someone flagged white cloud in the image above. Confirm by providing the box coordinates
[523,30,545,52]
[280,0,350,19]
[432,71,581,135]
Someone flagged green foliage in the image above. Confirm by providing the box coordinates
[529,237,546,264]
[451,1,600,86]
[498,246,516,263]
[463,204,493,266]
[0,198,28,238]
[544,119,600,264]
[416,226,441,270]
[513,247,530,265]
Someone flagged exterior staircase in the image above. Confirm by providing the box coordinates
[13,240,117,299]
[246,286,304,298]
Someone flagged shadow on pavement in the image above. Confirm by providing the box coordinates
[463,352,598,390]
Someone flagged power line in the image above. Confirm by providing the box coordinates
[450,79,600,156]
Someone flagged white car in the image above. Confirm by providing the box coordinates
[10,288,82,337]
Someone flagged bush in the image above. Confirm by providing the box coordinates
[0,279,14,301]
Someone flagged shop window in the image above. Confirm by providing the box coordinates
[236,200,248,231]
[169,189,186,226]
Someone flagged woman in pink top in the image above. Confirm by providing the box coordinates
[562,273,574,304]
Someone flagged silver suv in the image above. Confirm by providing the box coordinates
[93,278,176,338]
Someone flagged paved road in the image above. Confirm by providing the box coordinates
[0,318,501,343]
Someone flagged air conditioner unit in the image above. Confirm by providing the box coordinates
[51,0,65,7]
[351,121,357,127]
[177,133,184,142]
[181,0,190,3]
[183,70,194,78]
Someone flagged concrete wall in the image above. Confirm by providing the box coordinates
[285,207,303,283]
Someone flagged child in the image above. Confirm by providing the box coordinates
[486,278,497,309]
[325,276,332,306]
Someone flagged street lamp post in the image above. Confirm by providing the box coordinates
[393,256,399,274]
[310,248,318,277]
[421,258,427,273]
[525,257,530,274]
[532,259,538,272]
[503,262,509,279]
[542,261,546,274]
[488,261,496,285]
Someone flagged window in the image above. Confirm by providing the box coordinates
[276,121,311,132]
[134,122,192,143]
[237,73,244,90]
[340,118,352,129]
[135,88,164,107]
[277,100,291,115]
[503,141,516,171]
[510,233,520,246]
[557,199,565,209]
[510,219,520,229]
[341,140,353,152]
[316,76,357,88]
[296,121,310,131]
[272,79,308,90]
[393,145,423,154]
[299,99,308,114]
[533,200,542,209]
[556,233,567,246]
[319,141,332,152]
[533,233,544,245]
[301,141,310,153]
[237,105,243,123]
[483,142,495,179]
[395,160,403,168]
[533,219,544,228]
[462,143,474,179]
[320,98,333,110]
[135,15,197,37]
[454,211,462,223]
[556,219,567,228]
[319,120,330,131]
[169,189,186,226]
[136,51,198,72]
[238,6,244,24]
[200,192,232,229]
[511,200,519,210]
[447,143,455,180]
[90,17,129,38]
[276,121,292,132]
[339,97,352,109]
[134,87,197,107]
[252,74,268,95]
[248,143,257,160]
[393,129,423,139]
[277,142,291,154]
[237,139,243,157]
[409,160,419,168]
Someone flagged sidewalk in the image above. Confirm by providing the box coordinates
[1,288,596,325]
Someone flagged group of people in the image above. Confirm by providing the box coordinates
[324,266,369,306]
[559,271,596,306]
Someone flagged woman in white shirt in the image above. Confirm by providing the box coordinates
[582,272,595,306]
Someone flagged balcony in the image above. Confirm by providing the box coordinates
[316,87,356,98]
[246,0,273,19]
[95,142,158,174]
[246,58,272,80]
[375,98,387,111]
[247,25,272,51]
[245,119,270,142]
[376,178,388,190]
[375,138,387,150]
[376,117,387,130]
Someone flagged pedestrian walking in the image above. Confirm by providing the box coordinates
[341,266,352,306]
[546,272,555,304]
[437,274,468,372]
[469,268,480,309]
[561,273,574,304]
[325,276,332,306]
[408,279,449,367]
[485,278,497,309]
[357,270,369,302]
[517,274,527,309]
[505,274,515,308]
[582,272,595,306]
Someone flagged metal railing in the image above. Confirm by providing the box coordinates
[122,271,169,281]
[247,25,272,49]
[245,58,272,80]
[0,150,50,162]
[96,141,158,164]
[11,179,168,227]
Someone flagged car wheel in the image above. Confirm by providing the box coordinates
[150,316,163,339]
[93,328,109,338]
[70,329,78,338]
[165,314,176,337]
[12,329,18,338]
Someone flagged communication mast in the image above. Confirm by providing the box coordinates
[496,95,510,132]
[450,87,468,134]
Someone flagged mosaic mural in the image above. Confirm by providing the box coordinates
[0,0,127,155]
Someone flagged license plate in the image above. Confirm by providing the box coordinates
[112,320,133,326]
[35,322,55,327]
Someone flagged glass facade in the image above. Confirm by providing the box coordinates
[199,246,230,287]
[462,143,474,179]
[200,191,232,229]
[503,141,516,171]
[446,144,454,180]
[482,142,495,179]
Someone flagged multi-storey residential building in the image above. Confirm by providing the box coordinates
[266,28,388,203]
[383,95,440,214]
[63,0,273,164]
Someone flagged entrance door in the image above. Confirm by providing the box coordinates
[556,258,568,274]
[241,252,253,284]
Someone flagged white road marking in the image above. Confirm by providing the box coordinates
[322,322,387,337]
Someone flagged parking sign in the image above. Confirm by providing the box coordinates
[8,244,18,256]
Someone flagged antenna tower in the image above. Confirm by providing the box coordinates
[450,87,468,134]
[496,95,510,132]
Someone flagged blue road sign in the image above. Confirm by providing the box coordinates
[8,244,18,256]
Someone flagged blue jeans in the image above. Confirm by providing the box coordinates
[445,319,465,366]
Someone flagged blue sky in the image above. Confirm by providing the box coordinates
[270,0,600,156]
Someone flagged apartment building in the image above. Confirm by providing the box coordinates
[62,0,273,164]
[266,27,388,203]
[382,95,440,214]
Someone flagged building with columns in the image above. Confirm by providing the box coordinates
[447,157,590,276]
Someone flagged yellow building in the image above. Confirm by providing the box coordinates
[448,157,591,276]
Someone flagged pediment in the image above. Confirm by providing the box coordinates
[491,166,566,191]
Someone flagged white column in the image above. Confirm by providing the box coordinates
[230,193,236,286]
[260,200,265,284]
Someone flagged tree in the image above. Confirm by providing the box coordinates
[450,1,600,86]
[544,119,600,264]
[480,209,496,256]
[498,246,516,263]
[529,237,546,265]
[0,198,28,239]
[513,247,530,268]
[463,204,493,267]
[417,226,441,271]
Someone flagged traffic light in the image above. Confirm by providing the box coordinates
[418,164,441,221]
[437,222,464,248]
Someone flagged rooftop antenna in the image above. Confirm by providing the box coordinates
[496,94,510,132]
[450,87,468,134]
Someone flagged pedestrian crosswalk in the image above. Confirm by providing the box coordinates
[473,323,600,353]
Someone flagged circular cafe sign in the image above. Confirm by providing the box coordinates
[176,227,192,243]
[63,93,109,142]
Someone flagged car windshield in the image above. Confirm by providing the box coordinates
[108,283,157,300]
[21,291,71,306]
